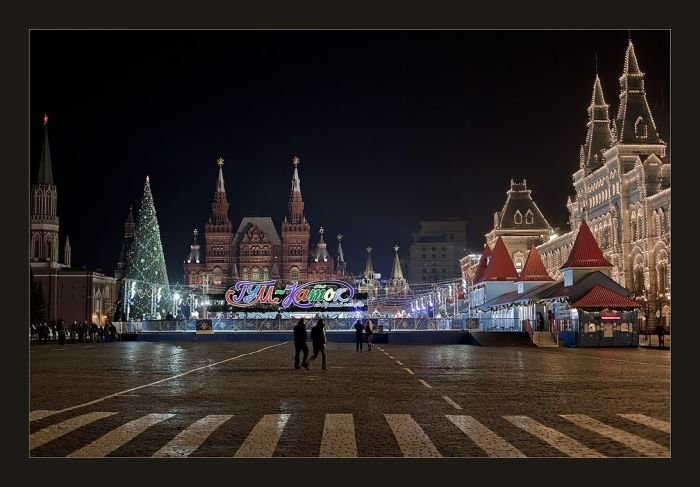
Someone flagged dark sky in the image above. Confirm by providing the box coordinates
[30,30,670,282]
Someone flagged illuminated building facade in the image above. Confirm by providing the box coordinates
[537,40,670,329]
[183,157,348,293]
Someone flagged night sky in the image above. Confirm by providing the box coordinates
[30,30,670,282]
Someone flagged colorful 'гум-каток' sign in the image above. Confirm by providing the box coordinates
[224,280,356,309]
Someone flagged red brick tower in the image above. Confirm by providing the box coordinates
[281,156,310,282]
[203,157,233,291]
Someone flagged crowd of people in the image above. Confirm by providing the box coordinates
[30,320,119,346]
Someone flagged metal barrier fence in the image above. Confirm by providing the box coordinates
[467,318,524,332]
[114,317,467,333]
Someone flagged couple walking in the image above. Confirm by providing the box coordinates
[354,319,375,351]
[293,318,327,370]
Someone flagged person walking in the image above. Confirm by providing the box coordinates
[537,312,545,332]
[354,319,364,351]
[365,320,374,351]
[57,320,65,346]
[309,318,327,370]
[293,318,310,370]
[655,323,665,348]
[547,310,555,331]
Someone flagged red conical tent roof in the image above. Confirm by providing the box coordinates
[473,244,492,283]
[481,237,519,281]
[518,244,554,281]
[560,220,612,269]
[571,285,641,309]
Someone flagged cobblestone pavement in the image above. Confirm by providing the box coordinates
[29,341,670,458]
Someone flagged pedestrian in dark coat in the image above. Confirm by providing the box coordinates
[293,318,310,369]
[57,320,65,346]
[656,323,665,348]
[354,319,364,351]
[365,320,374,351]
[309,319,327,370]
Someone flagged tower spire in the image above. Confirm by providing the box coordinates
[209,157,230,225]
[287,156,305,224]
[216,157,226,193]
[615,38,662,144]
[580,74,614,170]
[390,245,405,280]
[37,114,54,185]
[291,156,302,194]
[187,228,201,264]
[336,234,345,263]
[364,246,375,278]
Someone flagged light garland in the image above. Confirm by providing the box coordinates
[124,177,171,320]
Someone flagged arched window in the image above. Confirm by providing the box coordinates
[525,210,534,224]
[251,267,260,281]
[263,267,269,280]
[633,266,645,294]
[513,252,524,273]
[656,249,669,294]
[631,212,637,242]
[635,117,648,139]
[43,234,51,261]
[514,210,523,225]
[32,234,40,259]
[637,208,644,239]
[242,268,249,280]
[290,267,300,282]
[213,267,223,285]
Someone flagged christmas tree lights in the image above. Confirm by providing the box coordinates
[124,176,171,320]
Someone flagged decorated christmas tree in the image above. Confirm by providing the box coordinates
[124,176,171,320]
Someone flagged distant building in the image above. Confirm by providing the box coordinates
[183,157,348,293]
[30,115,117,324]
[407,219,467,283]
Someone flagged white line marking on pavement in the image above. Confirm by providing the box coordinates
[447,415,525,458]
[396,361,403,366]
[68,413,175,457]
[418,379,432,389]
[234,414,290,457]
[618,414,671,434]
[561,414,669,457]
[442,396,462,410]
[30,410,55,421]
[404,368,415,375]
[385,414,441,457]
[389,356,395,359]
[503,415,604,458]
[319,414,357,458]
[153,415,233,457]
[30,412,117,450]
[31,342,288,422]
